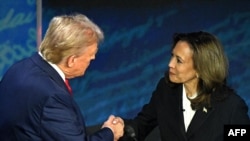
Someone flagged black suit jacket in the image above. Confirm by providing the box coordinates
[122,77,250,141]
[0,53,113,141]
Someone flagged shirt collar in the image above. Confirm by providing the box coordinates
[38,52,66,81]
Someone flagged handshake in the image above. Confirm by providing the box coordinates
[101,115,125,141]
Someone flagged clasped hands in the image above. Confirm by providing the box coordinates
[102,115,124,141]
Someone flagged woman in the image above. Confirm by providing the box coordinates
[120,31,250,141]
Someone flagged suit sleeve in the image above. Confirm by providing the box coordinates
[120,78,166,141]
[40,93,113,141]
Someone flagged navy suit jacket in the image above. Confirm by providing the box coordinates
[0,53,113,141]
[121,77,250,141]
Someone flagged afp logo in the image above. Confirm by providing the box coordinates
[224,125,250,141]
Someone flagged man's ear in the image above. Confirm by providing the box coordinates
[66,55,76,68]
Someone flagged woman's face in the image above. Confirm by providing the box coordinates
[168,41,198,85]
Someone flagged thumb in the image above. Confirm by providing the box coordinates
[107,115,115,122]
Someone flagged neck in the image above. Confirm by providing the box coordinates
[184,78,198,97]
[185,88,196,98]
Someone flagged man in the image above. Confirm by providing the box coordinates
[0,14,124,141]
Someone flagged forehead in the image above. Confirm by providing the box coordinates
[173,41,193,60]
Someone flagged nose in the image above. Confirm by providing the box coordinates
[168,57,174,68]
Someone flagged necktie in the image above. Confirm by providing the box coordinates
[65,79,73,95]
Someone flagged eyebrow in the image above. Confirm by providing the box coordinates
[171,52,184,62]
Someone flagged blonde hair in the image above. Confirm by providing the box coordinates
[39,14,104,64]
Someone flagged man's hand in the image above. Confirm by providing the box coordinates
[102,115,124,141]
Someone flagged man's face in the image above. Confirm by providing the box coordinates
[67,43,98,79]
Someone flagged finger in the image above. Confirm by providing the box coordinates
[112,117,118,124]
[114,117,124,125]
[107,115,115,122]
[109,114,115,119]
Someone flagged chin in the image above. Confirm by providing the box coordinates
[80,72,85,76]
[169,77,178,83]
[169,75,174,81]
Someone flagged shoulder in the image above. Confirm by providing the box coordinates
[152,76,182,101]
[156,76,182,91]
[212,85,245,104]
[211,86,250,124]
[212,85,249,115]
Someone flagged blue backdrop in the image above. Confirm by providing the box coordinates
[1,0,250,126]
[0,0,36,78]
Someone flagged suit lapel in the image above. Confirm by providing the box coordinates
[186,106,214,137]
[177,89,188,140]
[167,85,187,140]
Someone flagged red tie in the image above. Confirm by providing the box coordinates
[65,79,73,95]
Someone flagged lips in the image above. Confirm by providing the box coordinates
[169,71,175,75]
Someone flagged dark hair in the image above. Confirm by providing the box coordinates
[166,31,229,109]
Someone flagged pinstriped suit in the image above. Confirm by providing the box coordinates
[0,53,113,141]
